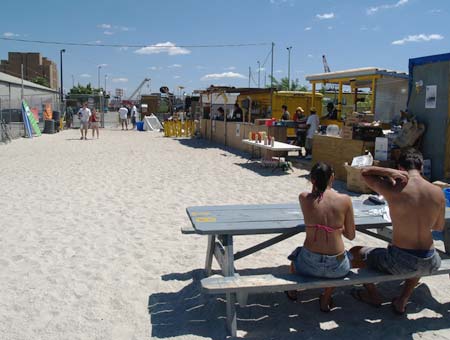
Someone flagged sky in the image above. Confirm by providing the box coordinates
[1,0,450,97]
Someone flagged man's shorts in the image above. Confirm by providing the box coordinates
[288,246,351,279]
[362,245,441,275]
[120,118,127,122]
[80,121,89,129]
[305,137,313,150]
[131,117,136,124]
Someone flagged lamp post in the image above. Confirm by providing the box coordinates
[97,65,102,90]
[60,49,65,103]
[104,74,108,93]
[257,61,261,88]
[286,46,292,91]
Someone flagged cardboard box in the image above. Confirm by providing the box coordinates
[341,126,353,139]
[344,163,373,194]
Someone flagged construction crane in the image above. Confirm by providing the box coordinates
[322,55,331,73]
[127,78,151,101]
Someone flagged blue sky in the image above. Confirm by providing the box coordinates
[1,0,449,96]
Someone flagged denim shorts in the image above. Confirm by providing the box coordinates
[363,245,441,275]
[288,246,351,279]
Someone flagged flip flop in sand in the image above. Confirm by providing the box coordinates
[285,290,298,301]
[391,298,406,315]
[319,295,334,313]
[351,288,381,308]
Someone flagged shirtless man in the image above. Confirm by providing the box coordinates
[350,148,444,314]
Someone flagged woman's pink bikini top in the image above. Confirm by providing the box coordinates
[306,224,343,242]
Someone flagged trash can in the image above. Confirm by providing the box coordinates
[136,121,144,131]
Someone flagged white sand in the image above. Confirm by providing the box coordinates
[0,128,449,340]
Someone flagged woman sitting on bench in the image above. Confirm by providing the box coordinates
[287,162,356,312]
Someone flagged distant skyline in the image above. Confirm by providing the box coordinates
[1,0,449,96]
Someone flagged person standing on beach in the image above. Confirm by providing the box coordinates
[305,107,320,160]
[131,104,138,129]
[78,103,91,140]
[350,148,444,314]
[90,108,100,139]
[119,105,128,130]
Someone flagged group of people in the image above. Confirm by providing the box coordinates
[287,148,444,314]
[77,103,100,140]
[118,104,139,130]
[214,103,244,121]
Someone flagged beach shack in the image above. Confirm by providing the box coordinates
[408,52,450,180]
[306,67,409,123]
[303,68,409,182]
[197,86,323,150]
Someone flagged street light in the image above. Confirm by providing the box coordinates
[60,49,65,102]
[97,65,102,90]
[104,74,108,94]
[257,61,261,88]
[286,46,292,91]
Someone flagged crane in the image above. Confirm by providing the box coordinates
[322,55,331,73]
[127,78,151,101]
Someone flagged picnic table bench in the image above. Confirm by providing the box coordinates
[183,201,450,336]
[242,139,301,169]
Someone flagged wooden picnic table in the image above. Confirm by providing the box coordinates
[184,200,450,336]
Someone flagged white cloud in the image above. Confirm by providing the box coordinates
[200,72,246,81]
[135,42,191,56]
[168,64,182,68]
[316,13,334,20]
[80,74,91,78]
[119,26,130,31]
[173,75,181,79]
[304,27,312,31]
[429,9,442,14]
[98,24,111,29]
[3,32,19,37]
[112,78,128,83]
[118,47,128,51]
[104,31,114,35]
[148,66,161,71]
[392,33,444,45]
[224,66,236,70]
[307,54,314,58]
[98,63,108,67]
[367,0,408,15]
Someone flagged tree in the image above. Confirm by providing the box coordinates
[267,76,308,91]
[31,76,50,88]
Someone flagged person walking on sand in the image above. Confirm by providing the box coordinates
[350,148,444,314]
[286,162,355,312]
[78,102,91,140]
[131,104,138,129]
[119,105,128,130]
[90,108,100,139]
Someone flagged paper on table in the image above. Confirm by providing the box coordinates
[383,206,391,223]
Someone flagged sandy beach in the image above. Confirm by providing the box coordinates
[1,127,449,340]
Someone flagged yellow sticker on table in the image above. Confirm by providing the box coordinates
[195,217,216,223]
[191,212,210,216]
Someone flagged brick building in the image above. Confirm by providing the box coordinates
[0,52,58,90]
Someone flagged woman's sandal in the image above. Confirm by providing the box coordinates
[319,294,334,313]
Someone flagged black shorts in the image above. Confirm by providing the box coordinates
[131,117,136,124]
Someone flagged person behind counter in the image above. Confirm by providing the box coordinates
[281,105,290,120]
[215,107,225,121]
[305,107,320,160]
[232,103,243,121]
[323,102,338,120]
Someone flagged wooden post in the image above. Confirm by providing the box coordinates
[371,77,376,115]
[338,82,343,120]
[205,235,216,276]
[312,82,316,111]
[222,235,237,337]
